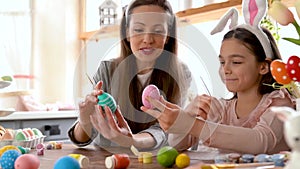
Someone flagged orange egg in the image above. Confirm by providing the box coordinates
[2,129,14,140]
[270,60,292,84]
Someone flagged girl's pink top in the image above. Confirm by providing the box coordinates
[203,88,295,154]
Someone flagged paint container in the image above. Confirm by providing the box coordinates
[105,153,130,169]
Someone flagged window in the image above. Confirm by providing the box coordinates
[103,8,109,15]
[0,0,32,90]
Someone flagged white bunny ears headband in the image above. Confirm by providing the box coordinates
[211,0,274,59]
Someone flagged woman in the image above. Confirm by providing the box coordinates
[68,0,193,151]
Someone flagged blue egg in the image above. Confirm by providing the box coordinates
[54,156,80,169]
[97,92,117,113]
[0,150,21,169]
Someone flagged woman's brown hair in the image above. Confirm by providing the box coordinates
[110,0,189,133]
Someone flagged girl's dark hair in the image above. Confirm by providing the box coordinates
[223,27,282,96]
[111,0,187,133]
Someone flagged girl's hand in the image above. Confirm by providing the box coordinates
[78,81,103,125]
[186,95,223,122]
[185,94,212,119]
[90,105,134,147]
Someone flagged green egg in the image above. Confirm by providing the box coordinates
[97,92,117,113]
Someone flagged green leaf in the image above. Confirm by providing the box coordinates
[1,76,13,81]
[282,37,300,46]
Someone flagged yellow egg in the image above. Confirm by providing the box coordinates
[175,153,190,168]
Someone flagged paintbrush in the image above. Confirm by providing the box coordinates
[200,76,211,96]
[86,73,95,86]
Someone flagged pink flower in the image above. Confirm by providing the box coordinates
[268,1,295,26]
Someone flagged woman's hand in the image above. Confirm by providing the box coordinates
[90,105,134,147]
[78,81,103,125]
[141,96,181,131]
[141,96,196,135]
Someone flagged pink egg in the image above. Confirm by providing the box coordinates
[24,128,35,139]
[14,154,40,169]
[142,84,160,109]
[22,129,30,140]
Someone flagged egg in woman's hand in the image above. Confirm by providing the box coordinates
[142,84,160,109]
[54,156,80,169]
[14,154,40,169]
[98,92,117,113]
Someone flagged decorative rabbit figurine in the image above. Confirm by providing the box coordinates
[271,106,300,169]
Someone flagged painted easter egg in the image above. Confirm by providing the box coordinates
[270,59,292,84]
[142,84,160,109]
[15,130,27,141]
[0,150,21,169]
[157,146,178,168]
[32,128,44,137]
[54,156,80,169]
[97,92,117,113]
[14,154,40,169]
[286,55,300,82]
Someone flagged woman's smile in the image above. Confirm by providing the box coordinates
[140,47,155,55]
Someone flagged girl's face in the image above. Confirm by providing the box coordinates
[218,38,268,94]
[127,5,169,65]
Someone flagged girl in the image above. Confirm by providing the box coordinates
[142,26,295,154]
[68,0,193,150]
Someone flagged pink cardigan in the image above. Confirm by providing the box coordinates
[202,89,295,154]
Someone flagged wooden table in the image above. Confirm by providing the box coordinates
[31,142,282,169]
[35,143,206,169]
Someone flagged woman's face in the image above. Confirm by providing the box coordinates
[127,5,169,66]
[218,38,267,94]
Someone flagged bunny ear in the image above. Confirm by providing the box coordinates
[211,8,239,35]
[243,0,267,27]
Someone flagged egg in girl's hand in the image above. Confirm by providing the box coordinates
[54,156,80,169]
[14,154,40,169]
[142,84,160,109]
[98,92,117,113]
